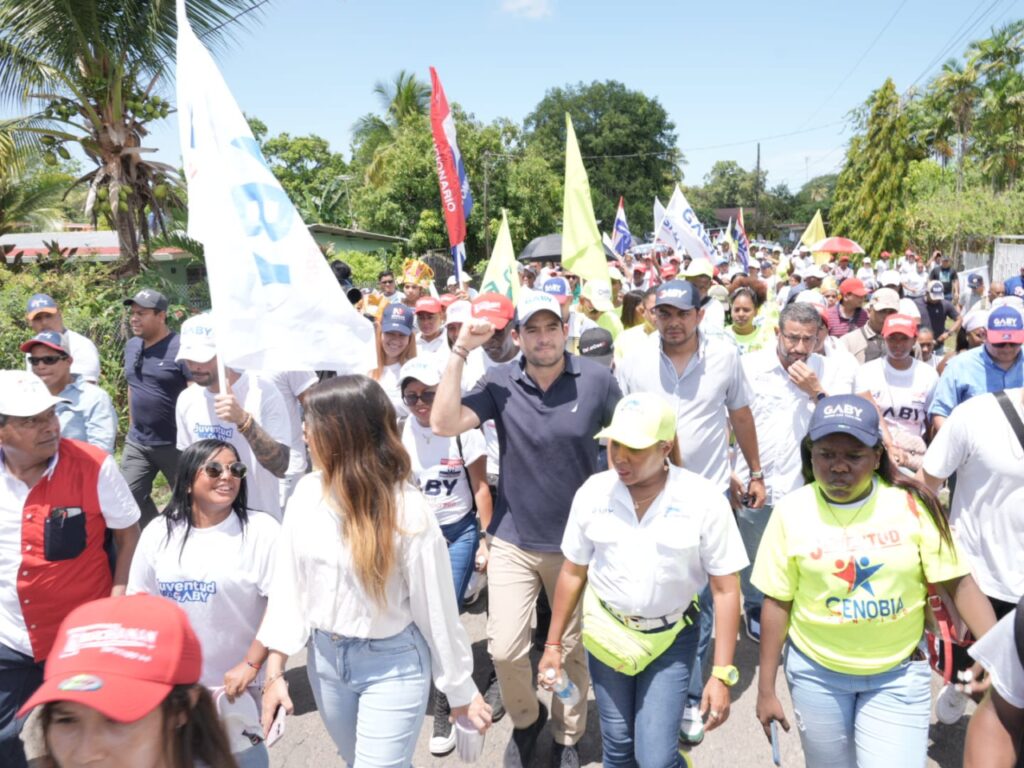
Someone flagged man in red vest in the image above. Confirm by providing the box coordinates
[0,371,141,768]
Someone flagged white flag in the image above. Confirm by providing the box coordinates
[175,0,372,372]
[653,197,666,235]
[664,185,716,263]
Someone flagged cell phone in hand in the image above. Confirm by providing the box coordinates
[770,719,781,766]
[266,706,286,748]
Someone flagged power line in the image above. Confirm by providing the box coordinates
[679,120,847,153]
[906,0,1009,91]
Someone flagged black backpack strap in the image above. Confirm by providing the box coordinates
[993,390,1024,452]
[1015,595,1024,669]
[454,434,477,513]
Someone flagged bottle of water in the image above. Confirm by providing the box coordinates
[544,668,580,707]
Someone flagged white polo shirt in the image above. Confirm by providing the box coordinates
[561,466,748,618]
[0,450,139,655]
[854,358,937,439]
[734,347,825,501]
[616,331,753,491]
[175,373,291,520]
[922,389,1024,602]
[417,332,446,356]
[969,610,1024,708]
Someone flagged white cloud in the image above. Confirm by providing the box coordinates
[501,0,552,19]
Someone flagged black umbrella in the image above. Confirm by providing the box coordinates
[517,233,617,263]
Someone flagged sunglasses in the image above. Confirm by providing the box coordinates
[200,461,247,479]
[28,355,67,366]
[991,342,1021,348]
[402,391,436,406]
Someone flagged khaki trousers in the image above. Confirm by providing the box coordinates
[487,537,588,745]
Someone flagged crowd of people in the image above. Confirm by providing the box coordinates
[1,239,1022,768]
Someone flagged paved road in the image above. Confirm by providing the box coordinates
[269,591,973,767]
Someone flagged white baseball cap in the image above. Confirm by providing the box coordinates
[399,357,443,388]
[175,313,217,363]
[516,290,563,325]
[0,371,69,417]
[445,300,472,327]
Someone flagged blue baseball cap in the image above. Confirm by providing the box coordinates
[19,330,69,355]
[380,303,414,336]
[808,395,880,447]
[654,280,700,311]
[967,273,984,288]
[541,277,572,305]
[987,305,1024,344]
[26,293,59,319]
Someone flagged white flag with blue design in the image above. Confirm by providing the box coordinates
[611,196,632,256]
[175,0,372,372]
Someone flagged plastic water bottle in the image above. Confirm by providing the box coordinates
[544,668,580,707]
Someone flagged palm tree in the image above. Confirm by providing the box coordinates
[0,0,268,274]
[352,70,430,185]
[931,58,979,194]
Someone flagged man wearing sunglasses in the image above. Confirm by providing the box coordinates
[18,332,116,455]
[23,293,101,385]
[930,305,1024,432]
[174,313,295,521]
[121,289,193,527]
[0,370,141,768]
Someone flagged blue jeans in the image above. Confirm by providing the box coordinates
[235,742,270,768]
[307,624,431,767]
[735,503,773,614]
[784,643,932,768]
[685,584,712,708]
[440,512,478,611]
[589,623,700,768]
[0,643,43,768]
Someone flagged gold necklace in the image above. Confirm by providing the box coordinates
[819,484,874,532]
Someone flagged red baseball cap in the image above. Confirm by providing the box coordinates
[882,314,919,338]
[839,278,869,297]
[414,297,443,314]
[660,264,679,279]
[471,293,515,330]
[632,263,649,273]
[438,293,458,308]
[19,595,202,722]
[880,250,891,258]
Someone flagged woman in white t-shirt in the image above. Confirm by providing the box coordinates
[399,356,493,754]
[128,439,279,768]
[258,376,490,766]
[854,314,937,470]
[367,303,417,420]
[538,393,747,767]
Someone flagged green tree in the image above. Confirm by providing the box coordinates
[0,153,78,237]
[831,79,912,255]
[793,174,838,223]
[930,58,980,194]
[0,0,267,274]
[524,80,682,233]
[351,70,430,186]
[248,116,352,226]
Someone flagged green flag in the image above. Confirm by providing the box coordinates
[480,209,520,302]
[561,114,610,287]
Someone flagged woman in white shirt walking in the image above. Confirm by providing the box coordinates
[539,393,747,768]
[258,375,491,766]
[128,438,279,768]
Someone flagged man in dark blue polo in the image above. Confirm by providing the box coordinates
[433,290,621,768]
[120,289,191,525]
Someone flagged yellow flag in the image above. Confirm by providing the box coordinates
[561,114,610,286]
[479,209,520,303]
[799,209,830,265]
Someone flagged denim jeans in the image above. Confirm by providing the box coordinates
[439,512,478,611]
[307,623,431,767]
[0,643,44,768]
[685,584,712,708]
[588,623,699,768]
[735,503,773,614]
[784,642,932,768]
[235,742,270,768]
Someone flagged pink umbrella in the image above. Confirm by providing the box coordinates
[809,237,865,254]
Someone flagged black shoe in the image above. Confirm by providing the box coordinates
[484,668,506,722]
[503,701,548,768]
[429,689,455,755]
[550,743,581,768]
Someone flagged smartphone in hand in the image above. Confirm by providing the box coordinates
[266,706,287,748]
[771,719,782,766]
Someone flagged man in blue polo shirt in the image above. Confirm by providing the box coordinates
[930,305,1024,431]
[433,290,621,768]
[120,289,191,525]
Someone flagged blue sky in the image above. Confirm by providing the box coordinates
[27,0,1024,190]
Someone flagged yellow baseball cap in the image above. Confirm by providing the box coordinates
[595,393,676,449]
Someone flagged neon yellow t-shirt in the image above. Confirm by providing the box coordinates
[725,324,769,355]
[614,323,654,359]
[597,311,624,341]
[751,479,968,675]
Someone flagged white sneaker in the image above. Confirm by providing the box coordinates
[935,682,968,724]
[678,704,704,745]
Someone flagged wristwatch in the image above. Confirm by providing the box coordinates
[749,470,764,480]
[711,665,740,687]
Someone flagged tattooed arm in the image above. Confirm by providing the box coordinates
[214,393,290,478]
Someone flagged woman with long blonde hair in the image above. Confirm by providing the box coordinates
[258,375,490,766]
